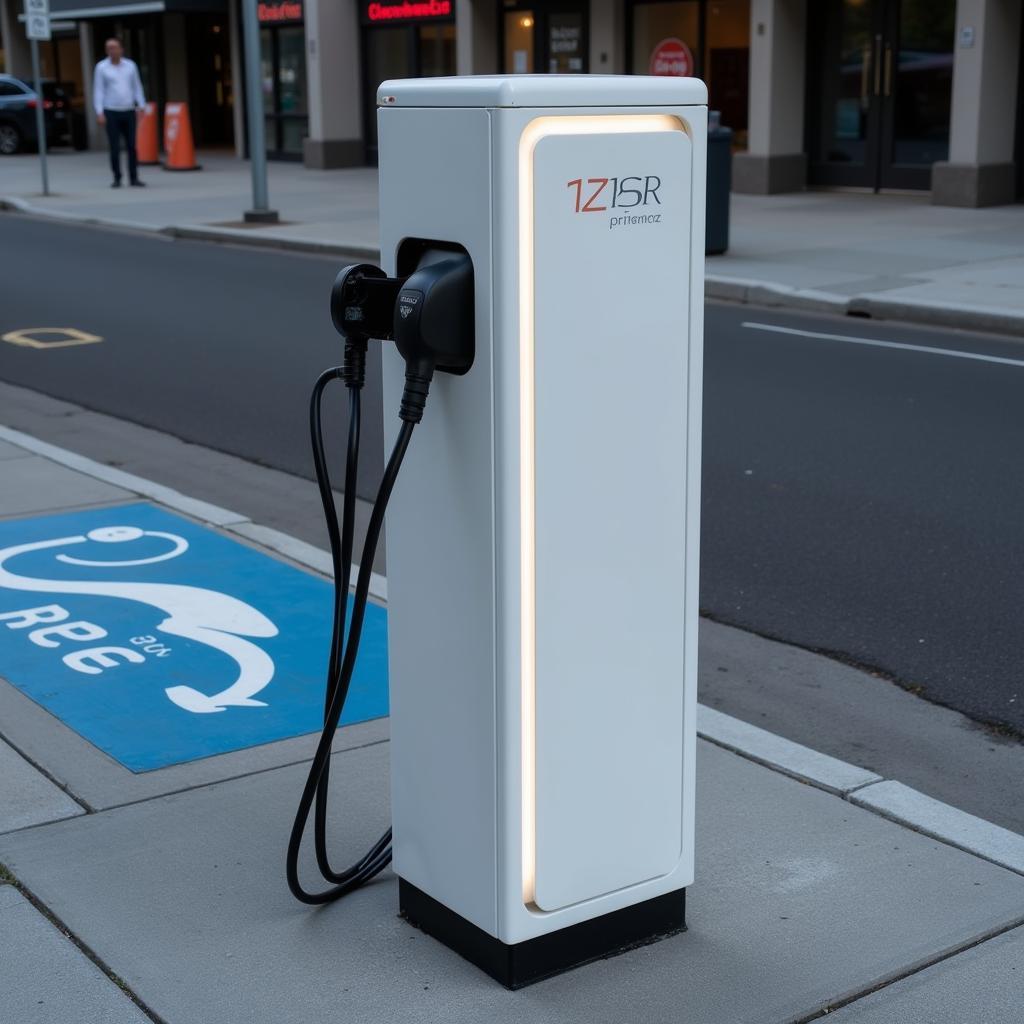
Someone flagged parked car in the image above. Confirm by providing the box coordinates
[0,74,72,155]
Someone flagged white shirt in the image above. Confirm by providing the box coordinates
[93,57,146,116]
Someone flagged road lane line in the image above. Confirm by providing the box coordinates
[742,321,1024,369]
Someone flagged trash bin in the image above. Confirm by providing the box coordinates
[706,110,732,256]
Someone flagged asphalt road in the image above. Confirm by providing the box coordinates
[0,213,387,498]
[2,213,1023,734]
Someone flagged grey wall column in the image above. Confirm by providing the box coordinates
[932,0,1022,207]
[456,0,497,74]
[732,0,807,194]
[79,21,102,149]
[1,0,32,78]
[303,0,363,168]
[589,0,625,74]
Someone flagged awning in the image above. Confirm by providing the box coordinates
[48,0,225,17]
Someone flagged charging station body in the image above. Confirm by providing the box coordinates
[378,75,707,987]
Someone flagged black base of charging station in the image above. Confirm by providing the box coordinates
[398,878,686,989]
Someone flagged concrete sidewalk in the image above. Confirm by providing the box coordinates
[1,424,1024,1022]
[3,149,1024,335]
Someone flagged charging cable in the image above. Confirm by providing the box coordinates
[287,254,473,905]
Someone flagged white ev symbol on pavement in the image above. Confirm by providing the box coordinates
[0,526,279,714]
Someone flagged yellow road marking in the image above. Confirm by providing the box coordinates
[2,327,104,349]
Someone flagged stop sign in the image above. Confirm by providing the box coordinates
[649,37,694,77]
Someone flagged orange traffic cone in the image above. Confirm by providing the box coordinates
[135,101,159,165]
[162,102,201,172]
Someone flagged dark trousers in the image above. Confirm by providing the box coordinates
[104,109,138,183]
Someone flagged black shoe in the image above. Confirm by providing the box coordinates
[130,179,146,188]
[111,180,122,188]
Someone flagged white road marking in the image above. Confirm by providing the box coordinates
[742,321,1024,369]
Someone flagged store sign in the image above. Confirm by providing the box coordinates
[649,37,693,77]
[365,0,451,22]
[258,0,303,23]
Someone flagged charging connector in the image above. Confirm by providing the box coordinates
[287,249,474,906]
[394,254,474,423]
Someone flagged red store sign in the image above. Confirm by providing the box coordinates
[649,37,694,77]
[365,0,451,21]
[258,0,303,22]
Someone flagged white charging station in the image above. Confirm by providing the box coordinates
[378,75,707,986]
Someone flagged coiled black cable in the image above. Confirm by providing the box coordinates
[287,366,415,904]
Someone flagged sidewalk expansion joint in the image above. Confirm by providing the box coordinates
[846,780,1024,878]
[92,735,391,817]
[0,730,95,816]
[0,869,170,1024]
[791,917,1024,1024]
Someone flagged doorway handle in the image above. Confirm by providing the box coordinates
[883,44,893,97]
[860,42,872,107]
[873,34,883,95]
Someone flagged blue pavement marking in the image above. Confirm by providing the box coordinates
[0,503,388,772]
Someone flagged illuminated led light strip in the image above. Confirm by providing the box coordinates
[517,114,685,907]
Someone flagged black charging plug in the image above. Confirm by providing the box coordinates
[330,263,404,390]
[393,254,475,423]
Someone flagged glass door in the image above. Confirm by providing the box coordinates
[807,0,954,190]
[363,28,413,158]
[877,0,955,189]
[361,22,455,162]
[260,24,308,159]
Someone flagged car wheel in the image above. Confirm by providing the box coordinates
[0,123,21,155]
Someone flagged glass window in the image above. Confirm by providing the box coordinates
[704,0,749,147]
[504,11,535,73]
[277,26,307,116]
[891,0,954,166]
[419,23,456,77]
[631,1,699,77]
[260,28,277,114]
[548,11,584,73]
[812,0,873,168]
[363,27,411,152]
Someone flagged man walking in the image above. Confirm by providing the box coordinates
[93,38,146,188]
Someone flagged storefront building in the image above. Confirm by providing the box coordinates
[733,0,1022,205]
[0,0,239,153]
[296,0,1019,203]
[3,0,1019,203]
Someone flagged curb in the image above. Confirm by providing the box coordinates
[0,197,379,260]
[696,705,881,796]
[703,274,1024,338]
[5,195,1023,337]
[850,780,1024,876]
[2,422,1023,879]
[162,224,380,261]
[0,424,387,602]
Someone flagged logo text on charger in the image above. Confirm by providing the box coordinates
[566,176,663,213]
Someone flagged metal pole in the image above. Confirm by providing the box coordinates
[240,0,277,222]
[30,38,50,197]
